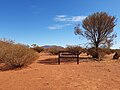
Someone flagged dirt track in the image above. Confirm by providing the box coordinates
[0,53,120,90]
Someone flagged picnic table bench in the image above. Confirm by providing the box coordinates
[58,51,81,64]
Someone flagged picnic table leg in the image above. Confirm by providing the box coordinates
[58,57,60,64]
[58,52,60,64]
[77,54,79,64]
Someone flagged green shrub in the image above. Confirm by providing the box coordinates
[32,46,44,53]
[0,40,38,68]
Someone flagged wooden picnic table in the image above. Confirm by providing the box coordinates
[58,51,81,64]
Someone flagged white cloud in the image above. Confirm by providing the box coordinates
[48,15,86,30]
[48,24,72,30]
[72,16,86,22]
[54,15,86,22]
[48,25,63,30]
[56,15,67,18]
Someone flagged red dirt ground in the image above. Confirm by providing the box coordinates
[0,53,120,90]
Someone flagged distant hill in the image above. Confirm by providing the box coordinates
[42,45,64,49]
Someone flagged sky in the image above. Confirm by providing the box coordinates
[0,0,120,48]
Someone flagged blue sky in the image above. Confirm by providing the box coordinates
[0,0,120,48]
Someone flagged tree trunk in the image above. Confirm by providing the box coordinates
[95,43,99,58]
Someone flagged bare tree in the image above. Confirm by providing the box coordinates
[74,12,117,58]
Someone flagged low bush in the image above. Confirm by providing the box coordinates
[32,46,44,53]
[0,40,38,68]
[48,48,59,55]
[87,47,112,59]
[48,47,64,55]
[113,50,120,59]
[110,49,116,53]
[66,45,83,54]
[0,41,11,63]
[87,48,99,58]
[113,52,119,59]
[101,48,112,55]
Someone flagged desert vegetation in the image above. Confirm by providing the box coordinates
[74,12,116,59]
[86,47,113,59]
[0,39,38,69]
[46,46,65,55]
[31,46,44,53]
[113,49,120,59]
[0,11,119,71]
[65,45,83,54]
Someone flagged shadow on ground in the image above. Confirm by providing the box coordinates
[37,57,93,65]
[37,58,58,65]
[0,63,26,71]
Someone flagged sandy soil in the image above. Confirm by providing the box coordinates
[0,53,120,90]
